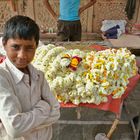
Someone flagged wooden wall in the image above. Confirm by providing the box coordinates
[136,0,140,23]
[0,0,140,34]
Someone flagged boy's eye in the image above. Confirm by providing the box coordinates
[11,45,20,50]
[10,45,35,51]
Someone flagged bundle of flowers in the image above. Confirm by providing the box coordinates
[32,44,138,105]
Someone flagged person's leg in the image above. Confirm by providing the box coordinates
[69,20,81,41]
[57,20,69,41]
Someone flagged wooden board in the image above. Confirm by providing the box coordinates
[108,34,140,49]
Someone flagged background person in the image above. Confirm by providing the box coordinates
[44,0,96,41]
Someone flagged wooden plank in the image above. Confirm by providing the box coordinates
[27,0,35,20]
[108,34,140,49]
[87,1,94,33]
[80,0,88,32]
[136,1,140,23]
[133,0,140,23]
[57,120,129,125]
[16,0,35,19]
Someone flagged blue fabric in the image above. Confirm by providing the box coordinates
[59,0,80,21]
[105,25,120,39]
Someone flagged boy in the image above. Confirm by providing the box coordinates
[0,15,60,140]
[44,0,96,41]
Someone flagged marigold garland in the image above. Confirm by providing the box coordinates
[32,44,138,105]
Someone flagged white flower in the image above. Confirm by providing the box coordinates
[33,45,137,105]
[60,58,71,67]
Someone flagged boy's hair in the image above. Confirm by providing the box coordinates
[2,15,40,46]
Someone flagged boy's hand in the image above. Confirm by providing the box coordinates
[35,100,51,115]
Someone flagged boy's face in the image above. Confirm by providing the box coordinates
[3,38,37,70]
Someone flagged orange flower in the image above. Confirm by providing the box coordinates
[69,56,82,71]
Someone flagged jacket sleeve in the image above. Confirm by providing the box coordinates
[0,73,51,138]
[39,72,60,127]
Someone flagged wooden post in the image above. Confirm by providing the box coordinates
[136,0,140,23]
[87,1,94,33]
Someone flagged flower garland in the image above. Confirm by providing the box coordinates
[32,44,138,105]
